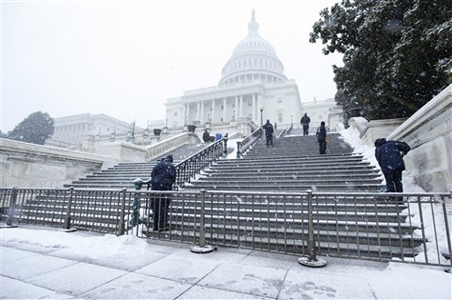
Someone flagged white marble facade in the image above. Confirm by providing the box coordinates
[50,113,135,146]
[165,11,304,129]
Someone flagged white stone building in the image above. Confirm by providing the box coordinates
[50,113,135,147]
[165,11,304,130]
[301,98,344,132]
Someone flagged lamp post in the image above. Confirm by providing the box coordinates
[131,121,136,143]
[260,107,264,126]
[291,115,293,127]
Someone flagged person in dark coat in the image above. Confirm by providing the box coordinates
[316,121,327,154]
[263,119,274,147]
[300,113,311,136]
[374,138,410,193]
[150,154,176,231]
[202,129,210,143]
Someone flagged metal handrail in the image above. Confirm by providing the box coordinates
[277,128,287,139]
[286,123,294,135]
[236,127,263,158]
[1,187,451,267]
[174,137,228,187]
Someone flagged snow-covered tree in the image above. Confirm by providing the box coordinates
[8,111,55,145]
[310,0,451,120]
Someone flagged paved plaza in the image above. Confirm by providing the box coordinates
[1,226,450,299]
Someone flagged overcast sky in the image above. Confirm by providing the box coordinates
[1,0,342,131]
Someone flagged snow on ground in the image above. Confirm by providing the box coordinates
[1,227,451,299]
[224,138,244,159]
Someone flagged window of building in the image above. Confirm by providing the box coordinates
[278,113,283,123]
[174,111,178,116]
[277,98,283,103]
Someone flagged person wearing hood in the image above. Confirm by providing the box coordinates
[150,154,176,231]
[316,121,327,154]
[374,138,411,193]
[263,119,274,147]
[300,113,311,136]
[202,129,210,143]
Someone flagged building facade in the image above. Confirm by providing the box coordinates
[165,11,303,130]
[50,113,134,147]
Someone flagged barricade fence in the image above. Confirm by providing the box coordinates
[1,188,450,267]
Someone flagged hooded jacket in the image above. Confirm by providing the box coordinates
[150,155,176,190]
[374,138,410,173]
[263,121,274,136]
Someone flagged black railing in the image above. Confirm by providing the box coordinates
[236,127,263,158]
[277,128,287,139]
[174,137,228,187]
[2,187,451,267]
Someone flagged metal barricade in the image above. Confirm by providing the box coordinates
[0,188,450,267]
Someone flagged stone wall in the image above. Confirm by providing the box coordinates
[97,142,147,163]
[388,84,451,192]
[0,138,117,188]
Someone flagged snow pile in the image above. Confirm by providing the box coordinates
[340,127,452,264]
[339,127,380,169]
[224,138,244,159]
[1,228,153,269]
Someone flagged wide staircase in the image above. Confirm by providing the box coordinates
[163,133,423,259]
[15,132,425,261]
[186,133,383,192]
[64,142,210,189]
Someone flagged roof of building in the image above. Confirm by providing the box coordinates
[219,10,287,86]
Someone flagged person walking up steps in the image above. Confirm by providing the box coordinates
[300,113,311,136]
[316,121,327,154]
[263,119,274,147]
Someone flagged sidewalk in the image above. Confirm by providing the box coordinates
[1,226,450,299]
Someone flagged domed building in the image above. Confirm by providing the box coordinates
[165,11,339,135]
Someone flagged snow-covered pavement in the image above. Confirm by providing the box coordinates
[1,226,450,299]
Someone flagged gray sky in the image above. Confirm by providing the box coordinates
[1,0,342,131]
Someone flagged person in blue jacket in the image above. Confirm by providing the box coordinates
[150,154,176,231]
[374,138,411,193]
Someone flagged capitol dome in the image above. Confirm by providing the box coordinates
[219,10,287,87]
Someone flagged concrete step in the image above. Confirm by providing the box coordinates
[184,183,383,192]
[215,158,365,166]
[193,178,382,185]
[205,165,377,173]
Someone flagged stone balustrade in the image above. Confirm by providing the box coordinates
[145,132,199,161]
[0,138,117,188]
[388,84,451,192]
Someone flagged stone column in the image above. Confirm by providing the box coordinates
[239,95,243,117]
[235,96,239,119]
[182,104,186,125]
[196,102,200,121]
[211,99,215,123]
[200,100,204,123]
[252,93,256,122]
[223,98,226,122]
